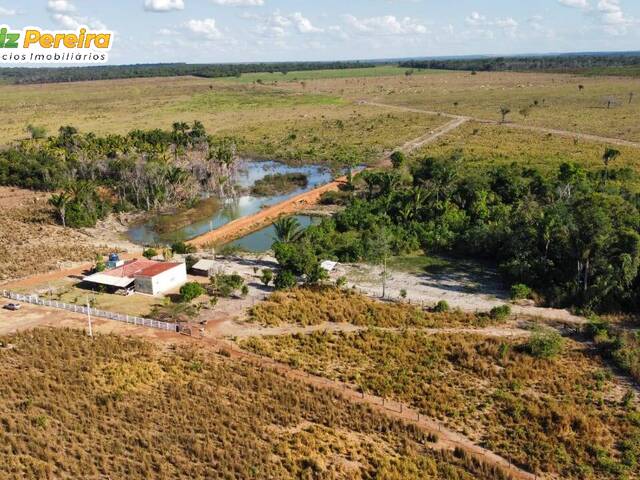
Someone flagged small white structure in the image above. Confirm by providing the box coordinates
[320,260,338,273]
[84,259,187,296]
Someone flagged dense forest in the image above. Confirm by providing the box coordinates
[0,123,240,227]
[0,61,378,85]
[400,52,640,75]
[272,153,640,312]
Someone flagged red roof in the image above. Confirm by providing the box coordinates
[103,259,181,279]
[137,262,183,277]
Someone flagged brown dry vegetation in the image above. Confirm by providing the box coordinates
[248,286,504,328]
[287,70,640,141]
[0,187,108,282]
[0,328,512,480]
[243,330,640,480]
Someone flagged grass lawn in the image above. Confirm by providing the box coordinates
[20,280,163,318]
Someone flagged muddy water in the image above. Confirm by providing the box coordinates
[127,159,332,245]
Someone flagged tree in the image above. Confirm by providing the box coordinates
[602,147,620,184]
[364,226,393,299]
[390,151,406,169]
[500,106,511,123]
[143,248,158,259]
[180,282,205,302]
[94,254,106,273]
[48,192,70,228]
[171,241,196,255]
[273,217,304,243]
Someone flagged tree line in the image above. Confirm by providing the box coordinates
[0,61,379,85]
[400,52,640,75]
[0,122,240,227]
[272,152,640,312]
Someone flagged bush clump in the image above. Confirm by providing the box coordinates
[489,305,511,322]
[179,282,205,302]
[527,328,565,359]
[510,284,533,300]
[433,300,450,313]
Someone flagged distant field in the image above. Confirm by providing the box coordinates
[2,68,640,166]
[217,65,446,84]
[415,121,640,187]
[223,107,447,165]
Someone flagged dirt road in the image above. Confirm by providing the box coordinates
[364,100,640,149]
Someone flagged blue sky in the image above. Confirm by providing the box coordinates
[1,0,639,64]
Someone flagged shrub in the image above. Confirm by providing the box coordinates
[390,151,406,169]
[489,305,511,322]
[171,241,196,255]
[210,273,245,298]
[510,284,533,300]
[179,282,205,302]
[400,289,407,299]
[434,300,450,313]
[260,269,274,286]
[143,248,157,260]
[527,328,565,359]
[274,270,297,290]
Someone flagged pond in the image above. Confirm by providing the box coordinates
[127,159,332,246]
[223,215,322,253]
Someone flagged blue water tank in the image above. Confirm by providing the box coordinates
[108,253,120,262]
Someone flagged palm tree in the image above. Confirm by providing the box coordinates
[602,147,621,184]
[48,192,70,228]
[273,217,303,243]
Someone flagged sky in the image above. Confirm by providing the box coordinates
[1,0,639,64]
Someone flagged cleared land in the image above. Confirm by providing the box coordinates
[0,187,112,283]
[242,326,640,480]
[0,328,512,480]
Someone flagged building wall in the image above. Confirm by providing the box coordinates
[135,263,187,296]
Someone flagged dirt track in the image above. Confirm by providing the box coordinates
[188,177,348,248]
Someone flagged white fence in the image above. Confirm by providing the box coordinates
[1,290,178,332]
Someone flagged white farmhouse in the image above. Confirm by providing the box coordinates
[84,259,187,296]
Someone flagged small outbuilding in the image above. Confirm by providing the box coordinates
[191,259,219,277]
[84,259,187,296]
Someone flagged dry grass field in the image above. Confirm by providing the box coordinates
[295,71,640,142]
[414,121,640,186]
[243,329,640,480]
[0,328,511,480]
[0,187,109,283]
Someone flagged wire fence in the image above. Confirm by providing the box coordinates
[1,290,178,332]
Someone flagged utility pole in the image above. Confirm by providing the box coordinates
[86,296,93,338]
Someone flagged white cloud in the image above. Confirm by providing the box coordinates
[0,6,17,15]
[184,18,223,39]
[464,11,518,36]
[47,0,76,13]
[597,0,635,34]
[558,0,591,9]
[144,0,185,12]
[290,12,323,33]
[211,0,264,5]
[465,12,487,26]
[343,14,427,35]
[51,13,106,30]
